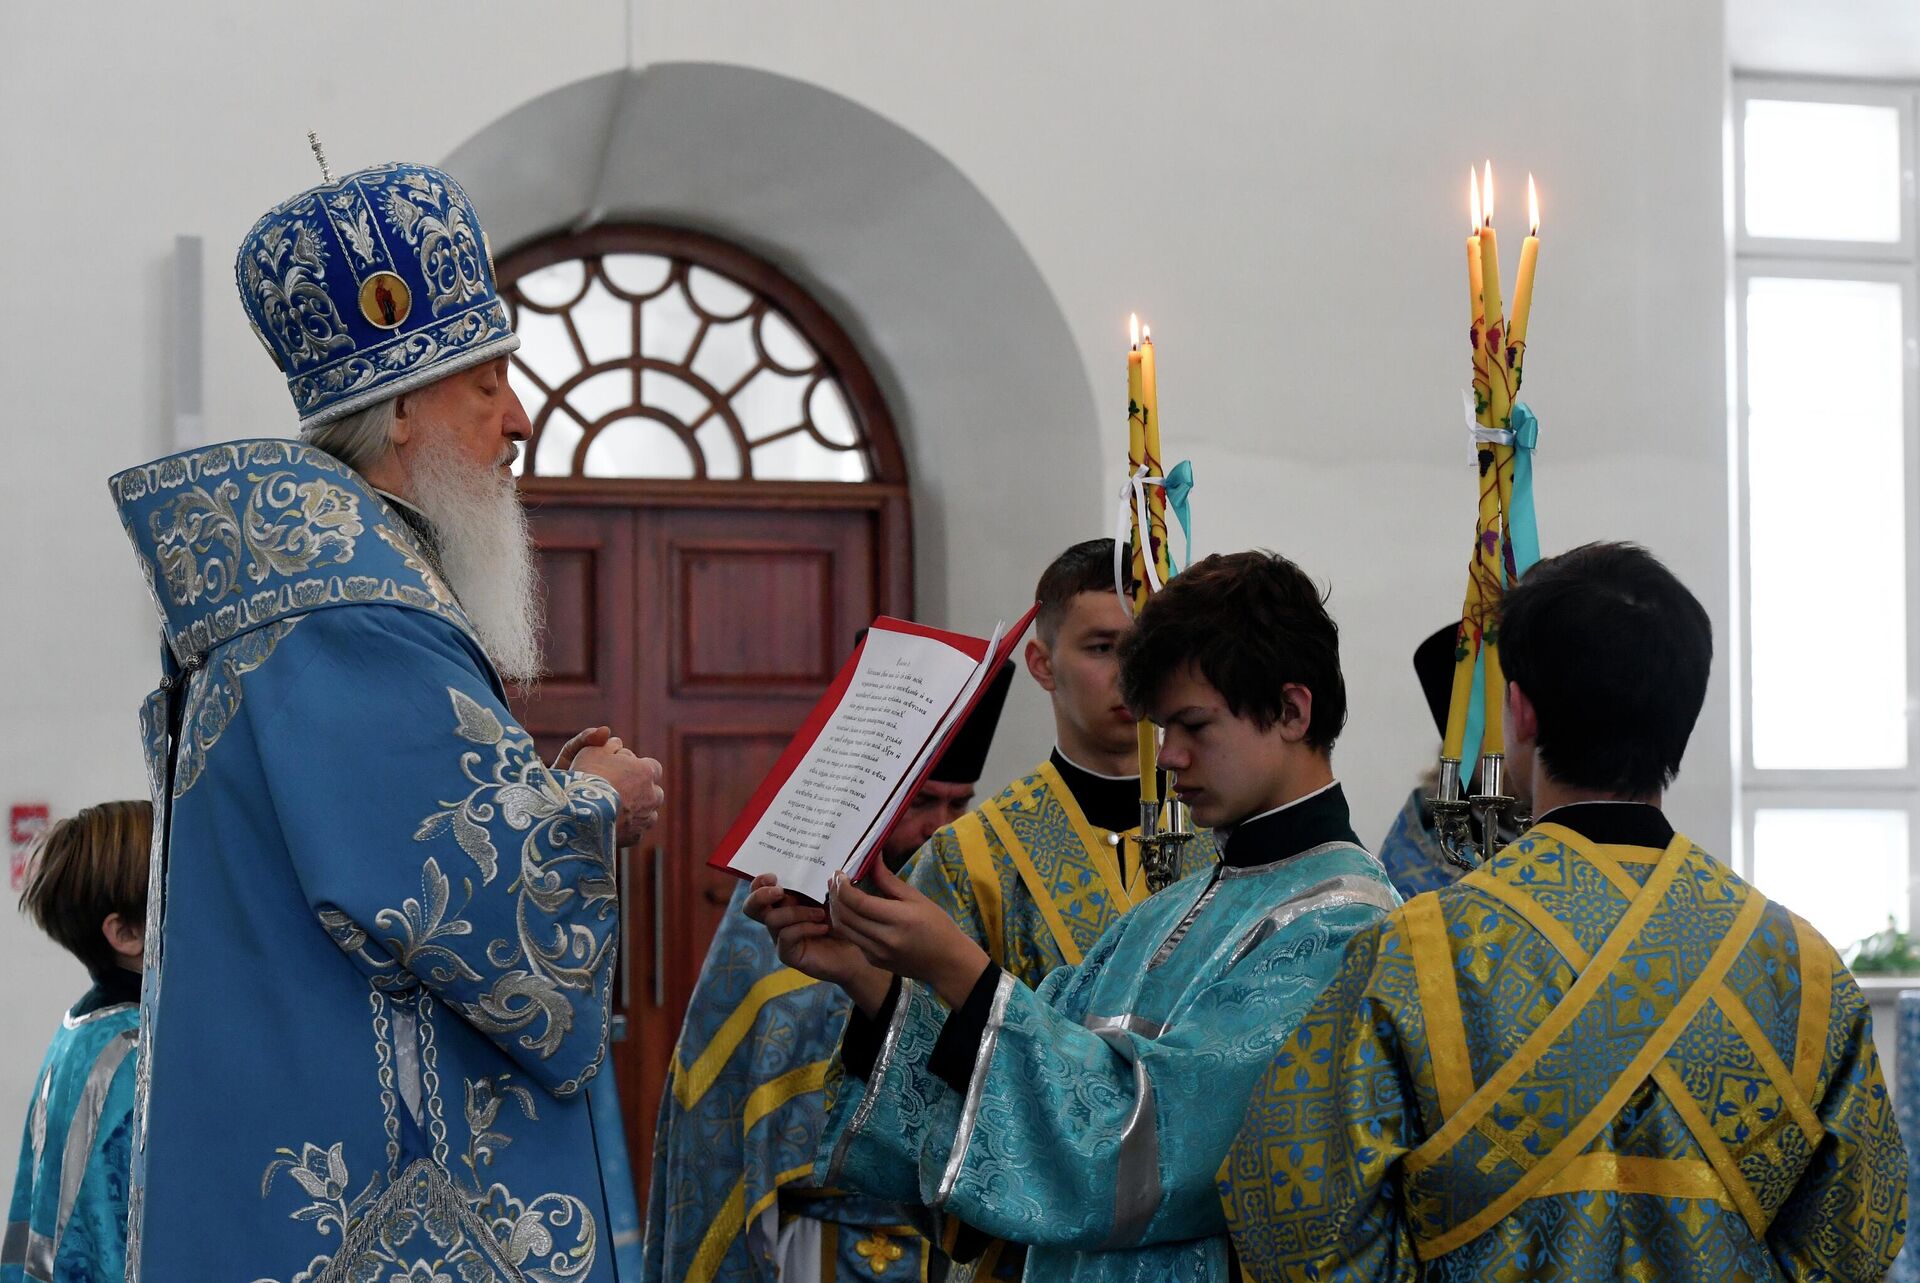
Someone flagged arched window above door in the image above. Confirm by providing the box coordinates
[496,225,903,484]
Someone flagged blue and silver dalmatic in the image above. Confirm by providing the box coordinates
[236,161,518,428]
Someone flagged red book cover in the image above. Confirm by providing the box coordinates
[708,607,1036,900]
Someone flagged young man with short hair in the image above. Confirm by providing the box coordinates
[647,538,1219,1283]
[6,800,151,1283]
[749,550,1398,1281]
[1224,541,1909,1281]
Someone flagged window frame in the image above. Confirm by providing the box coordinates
[1733,74,1920,947]
[1734,78,1917,263]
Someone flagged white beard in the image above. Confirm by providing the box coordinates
[404,427,544,684]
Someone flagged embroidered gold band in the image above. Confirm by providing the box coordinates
[1406,896,1475,1120]
[674,968,819,1110]
[1415,855,1768,1258]
[953,812,1007,968]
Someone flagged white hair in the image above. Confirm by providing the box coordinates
[305,397,398,472]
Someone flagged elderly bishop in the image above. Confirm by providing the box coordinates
[109,159,663,1283]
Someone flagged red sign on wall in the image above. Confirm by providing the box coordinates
[10,804,50,892]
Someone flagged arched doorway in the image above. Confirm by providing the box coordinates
[498,223,912,1183]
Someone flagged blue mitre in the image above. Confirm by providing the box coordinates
[235,161,518,429]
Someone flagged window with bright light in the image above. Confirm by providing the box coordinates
[1735,79,1919,959]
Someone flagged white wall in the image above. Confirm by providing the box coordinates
[0,0,1731,1204]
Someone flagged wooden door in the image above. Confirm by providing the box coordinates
[509,479,911,1194]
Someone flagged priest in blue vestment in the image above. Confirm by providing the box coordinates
[110,159,664,1283]
[748,551,1400,1281]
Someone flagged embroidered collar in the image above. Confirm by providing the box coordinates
[109,439,478,666]
[1221,781,1361,868]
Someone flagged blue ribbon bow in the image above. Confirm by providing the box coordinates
[1460,402,1541,768]
[1163,459,1195,577]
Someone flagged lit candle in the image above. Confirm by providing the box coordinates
[1477,160,1511,431]
[1508,174,1541,389]
[1139,326,1172,584]
[1467,166,1489,424]
[1476,162,1512,758]
[1126,315,1160,805]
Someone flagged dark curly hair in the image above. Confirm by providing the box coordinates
[1119,550,1346,750]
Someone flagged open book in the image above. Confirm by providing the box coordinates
[709,608,1037,902]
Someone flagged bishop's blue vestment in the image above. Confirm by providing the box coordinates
[112,440,624,1283]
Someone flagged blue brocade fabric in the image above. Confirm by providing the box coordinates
[1893,992,1920,1283]
[111,440,623,1283]
[3,999,139,1283]
[641,880,927,1283]
[821,843,1399,1282]
[235,162,518,428]
[1223,825,1910,1281]
[644,761,1215,1283]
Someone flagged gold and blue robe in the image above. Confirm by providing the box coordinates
[821,784,1398,1282]
[640,878,933,1283]
[1223,810,1910,1281]
[3,981,139,1283]
[112,441,624,1283]
[1375,787,1462,901]
[641,755,1217,1282]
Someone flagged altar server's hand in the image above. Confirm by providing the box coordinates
[743,875,893,1014]
[551,725,611,770]
[573,744,666,845]
[829,861,990,1011]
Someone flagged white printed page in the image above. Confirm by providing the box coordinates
[726,626,979,901]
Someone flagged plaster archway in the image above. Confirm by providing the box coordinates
[444,63,1101,637]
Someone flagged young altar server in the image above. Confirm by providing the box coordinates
[748,549,1399,1280]
[651,538,1220,1283]
[5,801,150,1283]
[1223,541,1908,1281]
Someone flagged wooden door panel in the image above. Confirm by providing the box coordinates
[622,502,890,1189]
[510,482,909,1206]
[672,544,838,689]
[508,505,636,762]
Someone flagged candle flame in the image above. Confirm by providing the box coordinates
[1469,166,1482,232]
[1482,160,1494,225]
[1528,173,1539,236]
[1130,312,1140,349]
[1142,324,1152,344]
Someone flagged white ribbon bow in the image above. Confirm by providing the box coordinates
[1464,388,1516,452]
[1113,466,1174,614]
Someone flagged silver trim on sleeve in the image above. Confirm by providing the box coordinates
[1082,1013,1165,1040]
[1226,874,1402,967]
[1,1219,55,1281]
[933,970,1016,1208]
[1088,1024,1162,1247]
[826,978,921,1186]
